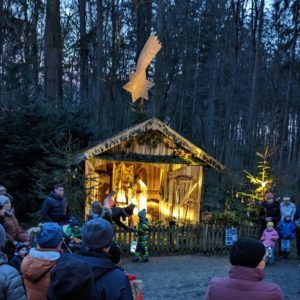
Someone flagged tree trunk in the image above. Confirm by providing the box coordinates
[44,0,63,104]
[31,0,40,100]
[246,0,264,166]
[79,0,88,103]
[0,0,3,102]
[278,1,300,170]
[96,0,105,124]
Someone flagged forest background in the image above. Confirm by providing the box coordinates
[1,0,300,223]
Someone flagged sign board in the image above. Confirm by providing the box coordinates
[225,227,238,246]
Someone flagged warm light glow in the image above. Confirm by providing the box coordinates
[261,181,267,188]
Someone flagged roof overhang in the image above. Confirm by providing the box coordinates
[81,118,225,172]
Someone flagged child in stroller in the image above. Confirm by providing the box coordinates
[63,217,82,252]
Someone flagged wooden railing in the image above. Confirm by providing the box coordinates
[115,223,260,255]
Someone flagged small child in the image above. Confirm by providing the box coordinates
[278,215,295,258]
[65,217,82,249]
[10,242,28,271]
[132,209,149,263]
[260,222,279,265]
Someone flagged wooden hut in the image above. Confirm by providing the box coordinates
[80,118,225,225]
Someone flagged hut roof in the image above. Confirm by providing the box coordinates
[81,118,225,172]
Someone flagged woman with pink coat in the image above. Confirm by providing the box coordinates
[261,222,279,265]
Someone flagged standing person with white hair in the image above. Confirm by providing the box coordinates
[0,224,27,300]
[280,194,296,221]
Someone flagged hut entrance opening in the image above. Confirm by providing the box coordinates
[85,159,203,225]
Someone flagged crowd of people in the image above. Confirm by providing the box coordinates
[0,183,299,300]
[259,192,300,263]
[0,184,145,300]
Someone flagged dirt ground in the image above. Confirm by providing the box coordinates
[124,255,300,300]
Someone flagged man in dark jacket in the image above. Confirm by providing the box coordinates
[41,184,70,224]
[205,238,284,300]
[48,218,133,300]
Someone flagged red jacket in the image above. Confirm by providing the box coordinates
[205,266,284,300]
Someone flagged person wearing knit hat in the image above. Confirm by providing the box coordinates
[132,209,149,263]
[205,238,284,300]
[64,217,82,251]
[21,223,63,300]
[48,218,133,300]
[280,194,296,221]
[260,222,279,265]
[81,218,113,249]
[277,215,296,259]
[0,224,27,300]
[10,242,28,271]
[259,191,280,234]
[0,195,29,256]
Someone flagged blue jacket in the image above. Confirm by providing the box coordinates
[0,252,27,300]
[41,191,70,224]
[48,248,133,300]
[278,220,295,239]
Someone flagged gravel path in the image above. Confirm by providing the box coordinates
[123,255,300,300]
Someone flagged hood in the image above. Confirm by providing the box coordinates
[49,250,117,299]
[229,265,265,282]
[22,248,60,282]
[75,248,117,279]
[0,252,8,265]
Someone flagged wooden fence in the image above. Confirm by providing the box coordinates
[115,223,260,255]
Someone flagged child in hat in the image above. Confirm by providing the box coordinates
[132,209,149,263]
[10,242,28,271]
[65,217,82,250]
[21,222,63,300]
[278,215,296,258]
[260,222,279,265]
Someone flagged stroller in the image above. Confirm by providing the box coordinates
[62,218,83,253]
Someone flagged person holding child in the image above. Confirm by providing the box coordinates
[260,222,279,265]
[0,195,28,259]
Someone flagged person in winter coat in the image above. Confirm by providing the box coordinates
[0,196,28,251]
[277,215,295,258]
[88,201,111,221]
[48,218,133,300]
[10,243,29,271]
[205,238,284,300]
[0,223,27,300]
[21,222,63,300]
[41,184,70,225]
[280,194,296,221]
[259,192,280,231]
[260,222,279,265]
[132,209,149,263]
[111,204,136,232]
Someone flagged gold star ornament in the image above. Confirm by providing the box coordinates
[123,35,162,103]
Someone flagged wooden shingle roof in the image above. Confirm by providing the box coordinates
[82,118,225,172]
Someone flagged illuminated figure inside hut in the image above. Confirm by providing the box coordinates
[133,174,148,211]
